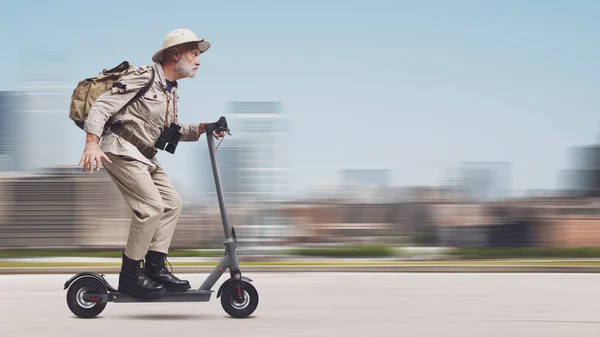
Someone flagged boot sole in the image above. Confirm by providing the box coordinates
[118,287,167,298]
[165,284,192,293]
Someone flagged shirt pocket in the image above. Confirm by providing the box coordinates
[138,91,167,128]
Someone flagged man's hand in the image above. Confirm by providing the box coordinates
[199,123,226,140]
[78,133,112,174]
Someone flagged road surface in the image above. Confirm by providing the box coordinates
[2,272,600,336]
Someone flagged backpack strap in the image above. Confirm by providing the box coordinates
[121,66,156,112]
[102,67,156,136]
[104,67,160,158]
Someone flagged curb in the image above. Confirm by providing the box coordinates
[3,265,600,274]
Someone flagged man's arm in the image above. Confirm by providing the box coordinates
[84,66,153,137]
[86,133,100,146]
[178,123,226,142]
[79,131,111,174]
[79,67,152,173]
[78,88,138,174]
[178,123,203,142]
[83,87,139,138]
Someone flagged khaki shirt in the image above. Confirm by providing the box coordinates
[84,62,201,166]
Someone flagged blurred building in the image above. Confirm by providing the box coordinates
[338,169,391,202]
[0,167,129,249]
[19,50,78,172]
[228,101,290,202]
[0,91,27,171]
[194,138,247,205]
[458,162,511,201]
[191,101,292,251]
[563,143,600,197]
[0,166,223,250]
[195,101,290,203]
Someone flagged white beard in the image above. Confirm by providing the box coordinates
[175,58,197,78]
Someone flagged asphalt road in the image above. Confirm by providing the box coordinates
[2,272,600,336]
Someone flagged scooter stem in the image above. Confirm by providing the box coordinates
[207,133,232,240]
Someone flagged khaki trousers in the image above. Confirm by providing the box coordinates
[103,153,183,260]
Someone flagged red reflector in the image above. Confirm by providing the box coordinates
[89,297,101,301]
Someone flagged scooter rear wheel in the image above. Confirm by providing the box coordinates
[66,277,107,318]
[220,280,258,318]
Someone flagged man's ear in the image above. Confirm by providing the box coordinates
[172,47,181,61]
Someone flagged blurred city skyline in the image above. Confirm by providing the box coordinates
[0,1,598,200]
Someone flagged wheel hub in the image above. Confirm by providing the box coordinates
[229,290,250,309]
[76,286,97,309]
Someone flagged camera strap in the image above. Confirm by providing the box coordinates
[165,87,178,127]
[165,93,170,127]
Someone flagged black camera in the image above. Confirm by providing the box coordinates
[155,123,182,154]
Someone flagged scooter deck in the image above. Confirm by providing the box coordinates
[88,289,214,303]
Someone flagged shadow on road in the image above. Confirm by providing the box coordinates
[117,314,207,320]
[470,320,600,325]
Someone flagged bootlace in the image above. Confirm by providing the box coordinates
[162,255,173,274]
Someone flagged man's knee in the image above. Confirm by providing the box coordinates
[171,193,183,214]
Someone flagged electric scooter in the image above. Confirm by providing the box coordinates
[63,117,259,319]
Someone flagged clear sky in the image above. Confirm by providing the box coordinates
[0,0,598,197]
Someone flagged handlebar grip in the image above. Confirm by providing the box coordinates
[206,116,230,135]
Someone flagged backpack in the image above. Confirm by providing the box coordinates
[69,61,155,133]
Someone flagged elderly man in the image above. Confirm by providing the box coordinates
[78,28,225,298]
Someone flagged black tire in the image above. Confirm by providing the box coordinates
[66,277,107,318]
[220,281,259,318]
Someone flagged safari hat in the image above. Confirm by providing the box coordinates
[152,28,211,63]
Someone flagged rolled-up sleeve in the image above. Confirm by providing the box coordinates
[179,123,201,142]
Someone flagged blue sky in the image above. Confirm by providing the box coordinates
[0,0,598,197]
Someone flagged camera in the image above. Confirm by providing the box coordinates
[155,123,182,154]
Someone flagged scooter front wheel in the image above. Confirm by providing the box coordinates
[220,281,259,318]
[66,277,107,318]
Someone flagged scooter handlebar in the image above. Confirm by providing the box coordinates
[206,116,231,136]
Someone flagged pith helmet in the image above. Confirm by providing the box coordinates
[152,28,210,63]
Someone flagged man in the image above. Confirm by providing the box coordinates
[78,28,225,298]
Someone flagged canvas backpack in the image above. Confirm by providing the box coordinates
[69,61,155,133]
